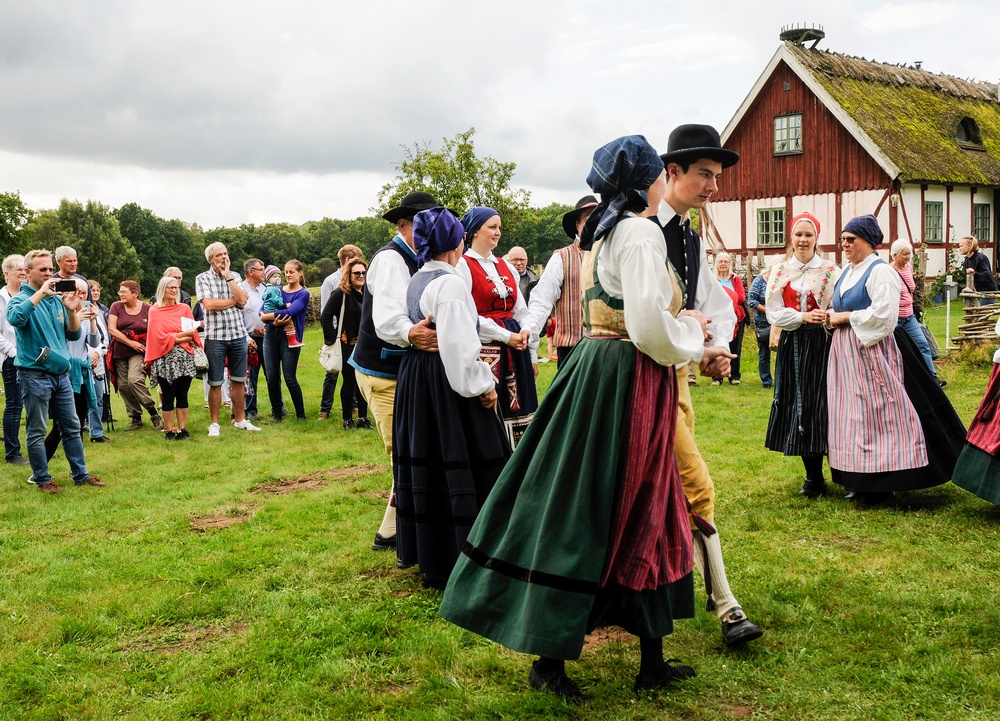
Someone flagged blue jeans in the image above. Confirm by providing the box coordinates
[245,333,264,416]
[263,329,304,419]
[897,314,937,377]
[754,327,773,386]
[205,337,248,387]
[320,371,339,414]
[89,374,106,439]
[20,369,90,485]
[3,357,24,460]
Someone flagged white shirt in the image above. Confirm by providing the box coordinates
[765,254,833,331]
[0,287,18,359]
[320,269,343,313]
[523,248,567,338]
[240,278,266,335]
[415,261,495,397]
[369,237,417,348]
[595,215,705,367]
[838,254,900,348]
[655,200,737,347]
[456,250,539,351]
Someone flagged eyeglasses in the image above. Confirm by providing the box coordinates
[840,236,858,244]
[351,271,366,277]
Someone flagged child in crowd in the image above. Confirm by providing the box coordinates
[261,265,302,348]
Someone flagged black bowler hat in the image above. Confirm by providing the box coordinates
[659,124,740,169]
[382,191,439,223]
[561,195,599,239]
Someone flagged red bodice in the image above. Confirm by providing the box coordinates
[782,283,820,312]
[465,256,519,320]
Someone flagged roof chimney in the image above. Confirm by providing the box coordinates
[780,24,826,49]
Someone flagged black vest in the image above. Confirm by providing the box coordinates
[348,239,419,379]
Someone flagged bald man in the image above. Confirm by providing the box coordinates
[507,247,538,303]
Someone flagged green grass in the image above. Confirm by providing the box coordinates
[1,310,999,720]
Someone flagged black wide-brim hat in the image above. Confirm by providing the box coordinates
[659,124,740,169]
[382,191,439,223]
[561,195,599,239]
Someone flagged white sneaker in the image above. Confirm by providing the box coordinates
[207,423,221,437]
[233,419,261,432]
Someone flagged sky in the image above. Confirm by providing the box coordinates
[1,0,998,230]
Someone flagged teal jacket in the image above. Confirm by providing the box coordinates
[5,282,82,372]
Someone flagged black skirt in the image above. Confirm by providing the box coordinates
[393,348,511,582]
[765,324,832,457]
[832,328,966,493]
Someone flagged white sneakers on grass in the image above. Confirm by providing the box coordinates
[233,419,262,432]
[207,423,220,437]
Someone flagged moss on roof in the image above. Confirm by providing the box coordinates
[786,43,1000,185]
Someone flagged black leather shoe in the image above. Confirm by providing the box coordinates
[5,455,29,464]
[633,660,696,692]
[396,558,415,570]
[371,533,396,551]
[529,662,590,703]
[721,607,763,646]
[799,478,827,498]
[90,436,112,443]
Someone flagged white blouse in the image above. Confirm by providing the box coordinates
[456,249,539,351]
[415,261,496,398]
[594,215,705,367]
[838,254,900,348]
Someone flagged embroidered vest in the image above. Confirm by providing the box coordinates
[552,243,584,348]
[465,255,519,321]
[581,231,683,338]
[349,239,419,379]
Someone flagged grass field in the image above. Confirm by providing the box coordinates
[1,300,998,720]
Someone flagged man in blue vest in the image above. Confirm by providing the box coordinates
[349,191,440,552]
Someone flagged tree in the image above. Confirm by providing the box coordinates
[0,191,33,255]
[502,202,573,267]
[115,203,204,296]
[376,128,532,236]
[23,199,141,290]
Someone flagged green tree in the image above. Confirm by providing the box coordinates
[339,216,394,261]
[115,203,204,297]
[502,202,573,267]
[0,191,34,255]
[23,199,141,289]
[245,223,304,266]
[376,127,531,236]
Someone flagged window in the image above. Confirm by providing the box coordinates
[956,117,984,150]
[757,208,785,248]
[974,203,991,243]
[924,201,943,243]
[774,114,802,155]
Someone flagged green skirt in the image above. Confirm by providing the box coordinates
[953,443,1000,506]
[438,337,694,660]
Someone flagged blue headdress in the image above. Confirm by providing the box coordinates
[842,214,884,248]
[579,135,664,250]
[459,207,500,248]
[413,207,464,268]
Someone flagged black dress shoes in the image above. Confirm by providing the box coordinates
[90,436,113,443]
[799,477,827,498]
[721,607,764,646]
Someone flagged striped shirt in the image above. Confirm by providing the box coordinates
[195,270,246,341]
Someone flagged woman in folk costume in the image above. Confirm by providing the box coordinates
[764,212,839,497]
[392,207,509,591]
[826,214,965,503]
[952,318,1000,505]
[440,136,733,700]
[456,207,537,447]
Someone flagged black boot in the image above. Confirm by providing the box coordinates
[800,477,827,498]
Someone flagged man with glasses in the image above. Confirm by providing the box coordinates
[5,250,105,492]
[1,254,28,465]
[507,247,538,303]
[240,259,267,420]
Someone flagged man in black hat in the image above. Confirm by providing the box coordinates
[522,195,598,366]
[349,191,440,553]
[655,124,763,647]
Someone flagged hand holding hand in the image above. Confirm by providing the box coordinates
[826,310,852,327]
[802,308,828,324]
[699,345,737,378]
[505,331,527,351]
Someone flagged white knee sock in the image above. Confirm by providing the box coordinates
[692,530,739,619]
[376,494,396,539]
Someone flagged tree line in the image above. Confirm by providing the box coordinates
[0,129,576,296]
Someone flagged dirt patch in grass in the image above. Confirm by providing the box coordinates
[725,706,754,718]
[124,622,249,654]
[189,502,258,532]
[581,626,629,652]
[358,567,395,580]
[252,464,388,495]
[364,490,392,500]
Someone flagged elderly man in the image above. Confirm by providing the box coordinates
[507,246,538,303]
[522,196,598,366]
[54,246,93,302]
[349,191,439,552]
[319,244,364,420]
[6,250,105,492]
[1,254,28,465]
[655,124,762,647]
[195,242,260,436]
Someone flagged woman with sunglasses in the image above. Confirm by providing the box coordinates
[322,258,372,430]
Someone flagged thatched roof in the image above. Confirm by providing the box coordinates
[785,43,1000,185]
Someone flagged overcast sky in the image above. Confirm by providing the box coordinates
[1,0,998,229]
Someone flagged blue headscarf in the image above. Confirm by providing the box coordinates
[413,207,464,268]
[579,135,664,250]
[459,207,500,248]
[843,214,884,249]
